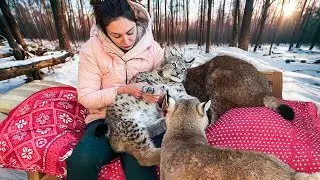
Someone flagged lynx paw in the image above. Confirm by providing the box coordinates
[141,85,155,94]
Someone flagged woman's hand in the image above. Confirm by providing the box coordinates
[117,83,165,103]
[141,93,162,103]
[117,83,145,98]
[141,86,165,103]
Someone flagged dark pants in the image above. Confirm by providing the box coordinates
[66,119,163,180]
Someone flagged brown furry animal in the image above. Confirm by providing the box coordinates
[183,55,295,122]
[160,96,320,180]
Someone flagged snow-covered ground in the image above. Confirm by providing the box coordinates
[0,42,319,179]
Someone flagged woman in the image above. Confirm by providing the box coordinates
[66,0,164,179]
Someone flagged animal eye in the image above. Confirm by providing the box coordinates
[171,63,176,68]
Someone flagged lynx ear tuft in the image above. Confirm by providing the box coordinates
[197,100,211,116]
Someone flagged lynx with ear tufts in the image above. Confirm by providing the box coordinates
[160,96,320,180]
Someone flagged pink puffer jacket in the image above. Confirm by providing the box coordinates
[77,2,164,124]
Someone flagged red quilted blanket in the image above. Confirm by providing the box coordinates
[0,86,86,178]
[0,86,319,180]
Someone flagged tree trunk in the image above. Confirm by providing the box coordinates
[269,0,285,55]
[295,0,315,48]
[309,19,320,50]
[251,1,264,46]
[238,0,254,51]
[253,0,271,52]
[28,5,43,45]
[295,12,310,48]
[230,0,240,47]
[198,0,204,46]
[0,0,27,50]
[201,0,207,45]
[38,3,53,43]
[0,53,72,81]
[164,0,168,44]
[220,0,226,44]
[214,2,222,45]
[12,0,31,41]
[41,0,57,42]
[66,0,78,50]
[148,0,151,14]
[15,3,34,40]
[0,16,24,60]
[170,0,174,44]
[175,0,178,43]
[288,0,308,50]
[186,0,189,44]
[157,0,162,44]
[205,0,213,53]
[154,0,159,40]
[49,0,71,51]
[79,0,87,40]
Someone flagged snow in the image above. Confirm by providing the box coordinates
[1,51,68,69]
[41,55,79,87]
[0,41,12,55]
[0,47,12,55]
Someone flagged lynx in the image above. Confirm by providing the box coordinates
[183,55,295,123]
[160,95,319,180]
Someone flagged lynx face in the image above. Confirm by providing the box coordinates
[161,56,188,83]
[164,95,211,132]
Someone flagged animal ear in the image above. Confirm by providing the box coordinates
[162,90,175,112]
[186,57,195,64]
[167,96,176,112]
[197,100,212,116]
[184,57,195,68]
[163,46,169,58]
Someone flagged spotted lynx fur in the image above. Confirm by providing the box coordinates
[160,96,319,180]
[183,55,295,123]
[95,55,191,166]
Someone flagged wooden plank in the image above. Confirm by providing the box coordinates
[27,171,44,180]
[272,71,283,99]
[40,175,60,180]
[260,71,283,99]
[27,172,60,180]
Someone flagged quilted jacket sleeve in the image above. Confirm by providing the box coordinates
[77,42,118,109]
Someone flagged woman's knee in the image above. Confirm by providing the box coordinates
[67,136,116,169]
[66,148,100,168]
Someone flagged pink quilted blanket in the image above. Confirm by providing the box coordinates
[0,86,319,180]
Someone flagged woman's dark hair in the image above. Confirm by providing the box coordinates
[91,0,137,30]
